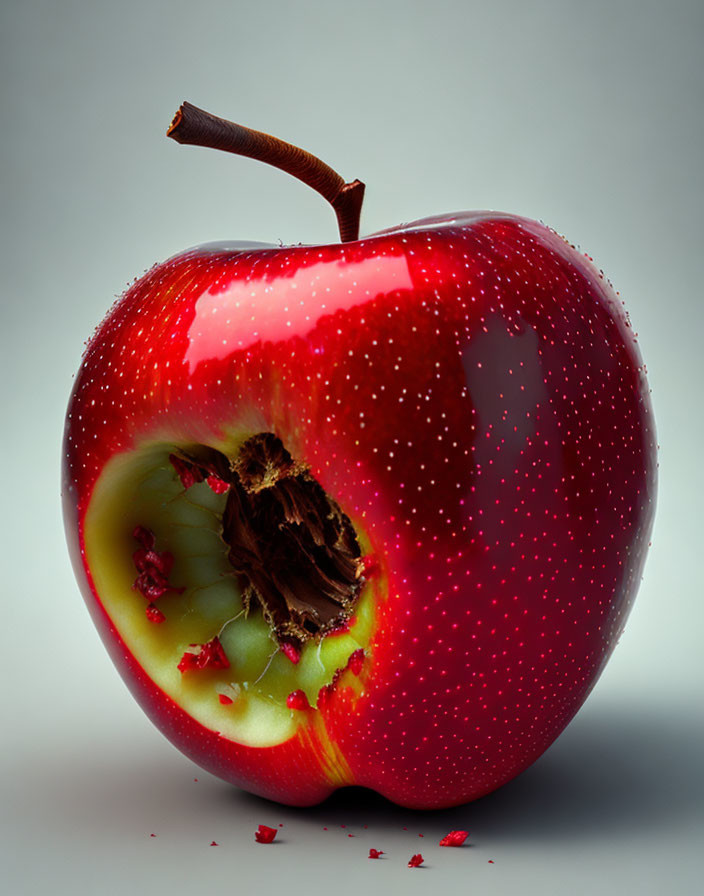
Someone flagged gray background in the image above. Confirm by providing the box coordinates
[2,1,703,893]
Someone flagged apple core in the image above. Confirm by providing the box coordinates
[219,431,364,646]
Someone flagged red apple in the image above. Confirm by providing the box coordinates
[62,103,656,809]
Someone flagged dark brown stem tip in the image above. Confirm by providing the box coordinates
[333,180,366,243]
[166,101,364,243]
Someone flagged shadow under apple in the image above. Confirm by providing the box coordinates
[229,699,704,842]
[14,698,704,847]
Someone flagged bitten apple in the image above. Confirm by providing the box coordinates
[62,103,656,809]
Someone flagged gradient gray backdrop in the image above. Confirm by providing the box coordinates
[2,1,703,893]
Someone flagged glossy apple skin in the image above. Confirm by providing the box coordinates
[63,212,656,809]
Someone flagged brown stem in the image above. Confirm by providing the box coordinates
[167,102,365,243]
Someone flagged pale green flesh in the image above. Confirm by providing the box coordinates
[85,442,374,748]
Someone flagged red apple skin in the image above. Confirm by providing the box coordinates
[63,212,656,809]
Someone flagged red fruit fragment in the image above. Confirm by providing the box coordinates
[207,639,228,667]
[133,548,174,576]
[328,615,356,636]
[368,849,384,859]
[286,689,310,711]
[280,641,301,664]
[178,637,230,673]
[132,530,183,602]
[439,830,469,847]
[206,474,230,495]
[133,573,168,601]
[177,652,199,673]
[255,825,277,844]
[408,853,424,868]
[210,841,218,846]
[145,603,166,624]
[488,860,495,864]
[133,525,155,549]
[218,693,233,705]
[132,548,149,570]
[169,453,204,489]
[347,648,365,676]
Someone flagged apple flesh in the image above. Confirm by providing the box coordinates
[63,211,656,808]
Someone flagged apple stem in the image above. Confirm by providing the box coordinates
[167,102,365,243]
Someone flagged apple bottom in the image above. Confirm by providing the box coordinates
[105,624,349,807]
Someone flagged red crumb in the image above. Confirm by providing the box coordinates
[133,525,155,549]
[347,648,365,676]
[145,604,166,623]
[133,570,180,602]
[169,454,204,489]
[286,690,310,711]
[150,833,156,838]
[408,853,424,868]
[255,825,277,844]
[206,474,230,495]
[368,849,384,859]
[488,860,495,864]
[280,641,301,664]
[439,830,469,847]
[178,637,230,673]
[218,693,234,705]
[133,548,173,576]
[328,616,356,636]
[348,834,354,837]
[210,841,218,846]
[132,528,183,602]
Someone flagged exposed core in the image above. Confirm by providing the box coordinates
[84,432,375,747]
